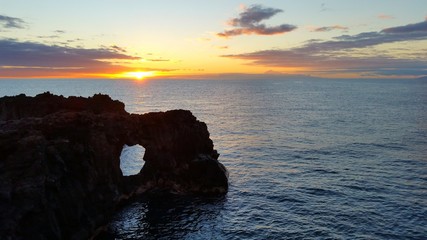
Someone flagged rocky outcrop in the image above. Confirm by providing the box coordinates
[0,93,228,240]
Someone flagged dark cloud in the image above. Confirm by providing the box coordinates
[37,35,61,39]
[217,5,296,38]
[372,68,427,76]
[0,15,26,29]
[35,31,68,42]
[0,39,138,67]
[110,45,127,53]
[382,19,427,33]
[225,49,427,76]
[312,25,348,32]
[66,38,83,43]
[300,19,427,52]
[0,39,141,77]
[228,5,282,27]
[222,19,427,77]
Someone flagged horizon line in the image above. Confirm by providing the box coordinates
[0,73,426,81]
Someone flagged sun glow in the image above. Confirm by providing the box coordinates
[122,71,156,80]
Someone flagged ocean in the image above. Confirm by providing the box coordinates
[1,78,426,239]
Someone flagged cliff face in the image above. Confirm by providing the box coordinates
[0,93,228,240]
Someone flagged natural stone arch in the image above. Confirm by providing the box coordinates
[0,93,228,240]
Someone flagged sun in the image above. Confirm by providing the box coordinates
[123,71,155,80]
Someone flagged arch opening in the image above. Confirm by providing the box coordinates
[120,144,146,176]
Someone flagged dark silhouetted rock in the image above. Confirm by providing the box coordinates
[0,92,228,240]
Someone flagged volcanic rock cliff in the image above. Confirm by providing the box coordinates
[0,92,228,240]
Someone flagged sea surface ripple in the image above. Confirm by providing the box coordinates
[1,78,426,239]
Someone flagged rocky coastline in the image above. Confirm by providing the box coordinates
[0,92,228,239]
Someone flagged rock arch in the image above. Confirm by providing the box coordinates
[0,93,228,240]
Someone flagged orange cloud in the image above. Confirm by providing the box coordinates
[378,14,394,19]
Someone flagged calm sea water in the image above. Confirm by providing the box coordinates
[1,78,426,239]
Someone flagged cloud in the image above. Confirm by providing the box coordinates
[381,20,427,33]
[217,5,296,38]
[378,14,394,20]
[146,58,169,62]
[0,39,138,67]
[228,5,282,27]
[110,45,127,53]
[312,25,348,32]
[222,19,427,77]
[0,15,26,29]
[0,39,141,77]
[320,3,331,12]
[37,35,61,39]
[35,30,68,41]
[66,38,83,43]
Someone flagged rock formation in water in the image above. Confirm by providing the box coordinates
[0,92,228,240]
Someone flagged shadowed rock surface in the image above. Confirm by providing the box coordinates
[0,92,228,240]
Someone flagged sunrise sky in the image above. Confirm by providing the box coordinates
[1,0,426,79]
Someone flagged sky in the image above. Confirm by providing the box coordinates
[0,0,426,79]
